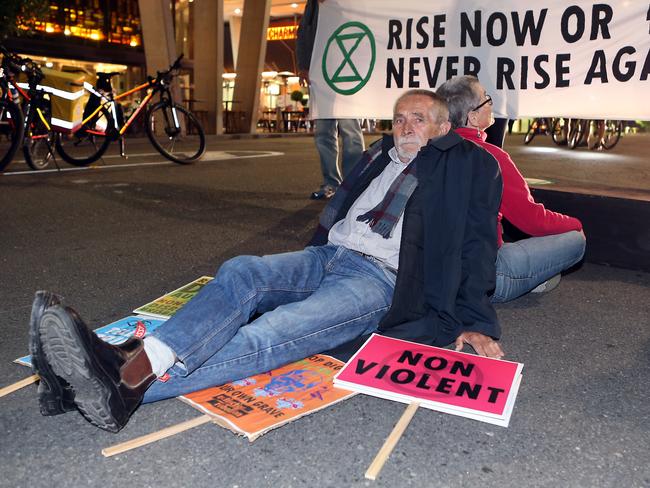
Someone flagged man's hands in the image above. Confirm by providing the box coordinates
[454,331,504,359]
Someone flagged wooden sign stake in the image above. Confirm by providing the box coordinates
[102,414,213,457]
[0,375,39,398]
[365,402,420,481]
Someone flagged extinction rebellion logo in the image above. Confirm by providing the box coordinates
[322,21,376,95]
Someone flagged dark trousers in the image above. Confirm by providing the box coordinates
[485,118,509,148]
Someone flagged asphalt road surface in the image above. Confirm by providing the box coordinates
[1,133,648,488]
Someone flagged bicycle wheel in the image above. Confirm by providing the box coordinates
[55,106,112,166]
[23,102,55,170]
[551,118,568,145]
[0,100,24,172]
[568,119,585,149]
[523,119,538,144]
[602,120,622,150]
[146,102,205,164]
[587,120,603,151]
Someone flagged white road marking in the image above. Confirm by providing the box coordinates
[525,177,554,185]
[2,151,284,176]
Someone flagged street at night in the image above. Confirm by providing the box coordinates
[1,133,648,487]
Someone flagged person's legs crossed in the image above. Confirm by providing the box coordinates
[144,247,395,402]
[338,118,365,177]
[313,118,341,190]
[492,230,586,303]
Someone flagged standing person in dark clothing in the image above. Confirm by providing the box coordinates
[297,0,365,199]
[485,118,509,148]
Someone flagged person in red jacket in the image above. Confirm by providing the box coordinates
[438,76,586,302]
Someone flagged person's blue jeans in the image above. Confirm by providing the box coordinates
[492,230,586,303]
[314,119,365,189]
[143,245,395,402]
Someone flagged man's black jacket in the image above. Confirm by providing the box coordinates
[309,132,503,360]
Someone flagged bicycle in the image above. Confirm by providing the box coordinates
[523,117,554,144]
[567,119,589,149]
[567,119,623,151]
[588,119,623,150]
[0,46,57,171]
[0,52,26,171]
[550,117,570,146]
[55,54,205,166]
[602,120,623,149]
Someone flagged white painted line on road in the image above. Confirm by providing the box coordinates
[525,177,554,185]
[85,150,275,160]
[2,151,284,176]
[520,146,632,162]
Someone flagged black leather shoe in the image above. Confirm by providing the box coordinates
[40,305,156,432]
[29,291,76,416]
[310,185,336,200]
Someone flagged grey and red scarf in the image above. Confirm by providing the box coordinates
[319,142,418,239]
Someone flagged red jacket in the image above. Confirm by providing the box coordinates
[456,128,583,247]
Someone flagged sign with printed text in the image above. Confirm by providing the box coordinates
[180,355,356,441]
[133,276,213,319]
[334,334,523,427]
[309,0,650,119]
[15,315,166,367]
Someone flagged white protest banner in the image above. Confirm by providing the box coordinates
[308,0,650,120]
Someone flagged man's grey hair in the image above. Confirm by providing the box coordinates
[393,89,449,124]
[436,76,482,129]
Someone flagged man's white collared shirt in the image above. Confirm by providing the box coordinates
[328,147,415,271]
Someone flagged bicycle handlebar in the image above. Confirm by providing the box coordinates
[153,53,185,85]
[0,45,43,82]
[170,53,184,71]
[0,46,24,74]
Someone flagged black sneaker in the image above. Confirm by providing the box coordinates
[531,274,562,293]
[29,291,76,416]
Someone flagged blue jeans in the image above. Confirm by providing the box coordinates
[143,245,395,402]
[314,119,365,189]
[492,231,586,303]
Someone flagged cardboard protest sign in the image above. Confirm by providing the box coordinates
[180,355,356,441]
[15,315,166,367]
[334,334,523,427]
[133,276,213,319]
[17,275,209,367]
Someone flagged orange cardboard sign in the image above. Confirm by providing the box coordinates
[180,355,355,441]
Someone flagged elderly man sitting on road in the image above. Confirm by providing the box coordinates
[30,89,503,433]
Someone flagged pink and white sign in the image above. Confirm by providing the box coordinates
[334,334,523,426]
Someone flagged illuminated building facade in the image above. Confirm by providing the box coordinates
[25,0,143,47]
[7,0,145,69]
[4,1,306,133]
